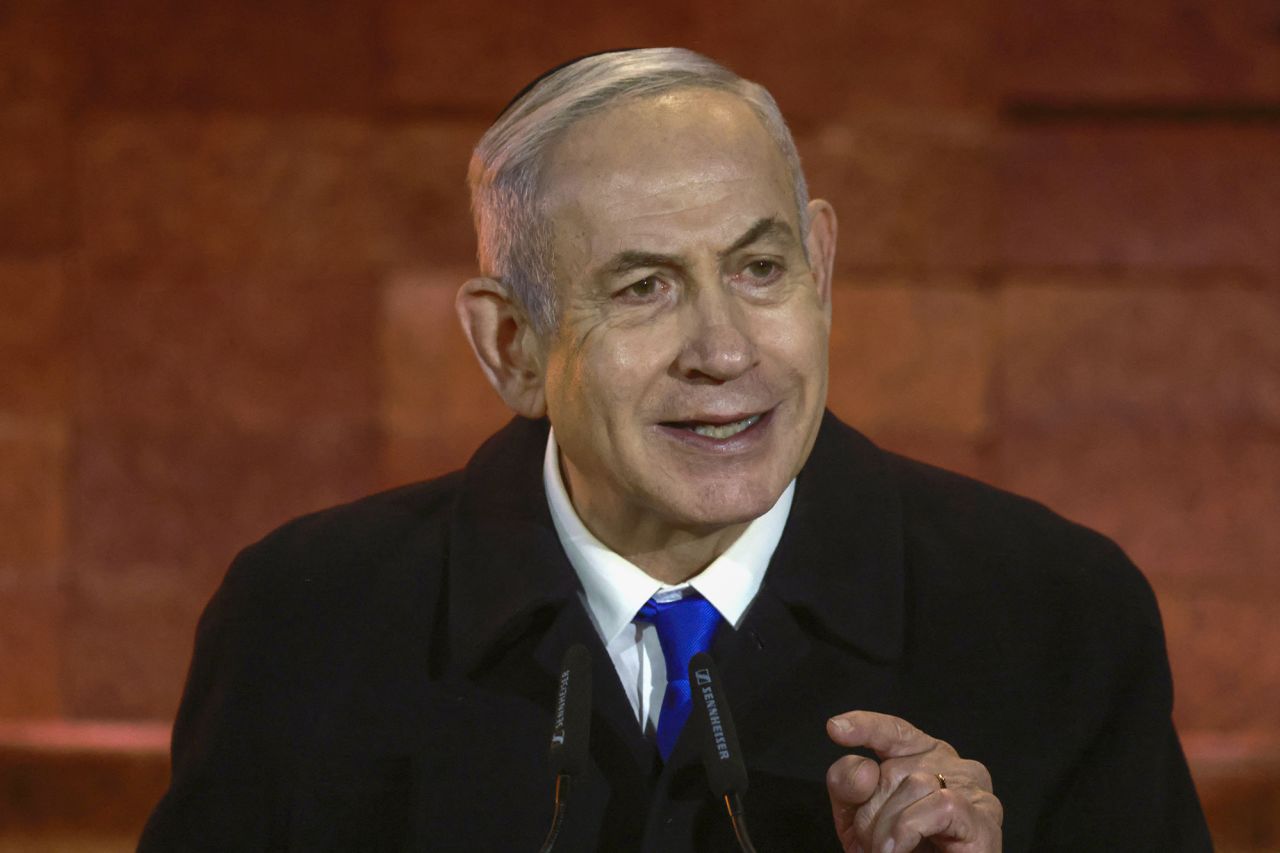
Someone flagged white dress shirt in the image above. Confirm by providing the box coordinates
[543,427,795,735]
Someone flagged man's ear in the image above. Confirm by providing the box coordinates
[455,277,548,418]
[804,199,838,314]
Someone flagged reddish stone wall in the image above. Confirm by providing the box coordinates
[1,0,1278,844]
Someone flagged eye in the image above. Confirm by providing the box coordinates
[618,275,667,300]
[734,259,783,287]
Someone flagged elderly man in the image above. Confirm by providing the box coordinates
[141,49,1210,851]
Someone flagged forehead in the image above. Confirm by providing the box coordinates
[539,89,797,259]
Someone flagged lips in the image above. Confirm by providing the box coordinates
[684,414,760,439]
[659,410,769,441]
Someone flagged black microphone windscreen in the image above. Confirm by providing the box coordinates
[548,643,592,777]
[688,652,748,796]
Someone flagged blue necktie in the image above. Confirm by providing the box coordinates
[635,592,723,761]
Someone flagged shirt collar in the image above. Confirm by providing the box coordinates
[443,413,905,679]
[543,427,794,644]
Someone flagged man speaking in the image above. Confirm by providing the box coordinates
[140,49,1210,851]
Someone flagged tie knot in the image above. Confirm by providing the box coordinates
[635,591,722,679]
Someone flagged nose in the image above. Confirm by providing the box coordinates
[673,283,759,383]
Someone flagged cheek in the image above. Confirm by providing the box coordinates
[755,306,830,376]
[585,326,680,404]
[546,341,656,434]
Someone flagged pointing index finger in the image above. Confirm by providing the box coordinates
[827,711,937,759]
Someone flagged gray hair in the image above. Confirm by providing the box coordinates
[468,47,810,335]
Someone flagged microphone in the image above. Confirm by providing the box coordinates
[539,643,592,853]
[688,652,757,853]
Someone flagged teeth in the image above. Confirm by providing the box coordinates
[690,415,760,439]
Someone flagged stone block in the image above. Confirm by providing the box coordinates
[0,574,63,717]
[78,116,478,280]
[1189,732,1280,852]
[74,0,378,110]
[1000,0,1280,102]
[0,722,168,848]
[74,270,378,432]
[800,116,997,271]
[367,122,487,271]
[0,0,76,103]
[379,273,514,485]
[382,0,692,112]
[0,259,70,414]
[687,0,998,125]
[399,9,1002,270]
[68,419,380,584]
[827,280,994,437]
[1160,584,1280,734]
[0,258,65,348]
[384,0,998,122]
[992,431,1280,591]
[79,115,371,278]
[998,126,1280,271]
[62,564,208,719]
[0,750,165,838]
[1000,281,1280,432]
[0,421,67,575]
[0,103,71,255]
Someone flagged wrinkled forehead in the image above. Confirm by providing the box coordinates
[539,89,796,227]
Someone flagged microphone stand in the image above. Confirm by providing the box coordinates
[538,774,572,853]
[724,791,758,853]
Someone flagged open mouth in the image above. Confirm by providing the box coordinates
[663,413,763,440]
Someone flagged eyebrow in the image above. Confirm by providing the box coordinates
[600,216,797,278]
[721,216,796,258]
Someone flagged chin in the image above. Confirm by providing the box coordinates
[659,475,787,530]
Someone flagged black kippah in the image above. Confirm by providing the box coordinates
[495,48,641,120]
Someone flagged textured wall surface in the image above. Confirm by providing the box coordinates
[1,0,1278,847]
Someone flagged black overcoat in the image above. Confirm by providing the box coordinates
[139,413,1210,851]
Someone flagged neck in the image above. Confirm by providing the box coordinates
[614,522,751,585]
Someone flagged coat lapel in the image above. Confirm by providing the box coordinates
[710,412,908,727]
[767,411,906,664]
[441,416,659,845]
[442,416,575,678]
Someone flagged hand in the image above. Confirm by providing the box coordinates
[825,711,1002,853]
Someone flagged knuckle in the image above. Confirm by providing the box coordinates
[827,755,876,802]
[853,802,877,838]
[877,761,907,794]
[883,817,921,852]
[980,792,1005,826]
[881,759,928,795]
[956,757,992,787]
[934,788,962,817]
[904,770,937,795]
[892,716,917,743]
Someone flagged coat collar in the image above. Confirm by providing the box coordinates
[444,416,580,677]
[763,411,906,663]
[444,411,906,676]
